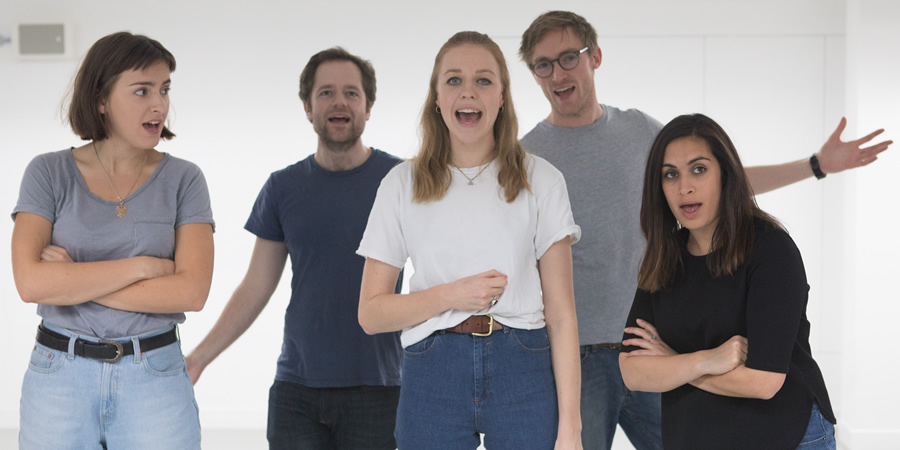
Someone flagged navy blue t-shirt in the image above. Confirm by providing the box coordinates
[245,148,402,388]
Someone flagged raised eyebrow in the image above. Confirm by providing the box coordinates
[128,78,171,87]
[535,48,584,63]
[442,69,496,76]
[662,156,710,169]
[688,156,712,165]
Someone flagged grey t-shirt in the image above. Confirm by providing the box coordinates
[13,149,215,338]
[521,105,662,345]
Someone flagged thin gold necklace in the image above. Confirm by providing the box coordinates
[92,141,147,217]
[451,160,491,185]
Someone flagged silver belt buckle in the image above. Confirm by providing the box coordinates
[97,339,124,363]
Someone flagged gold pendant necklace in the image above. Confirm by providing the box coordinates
[92,142,147,217]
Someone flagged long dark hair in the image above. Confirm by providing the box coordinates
[638,113,781,292]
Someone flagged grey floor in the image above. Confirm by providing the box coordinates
[0,426,849,449]
[1,427,632,449]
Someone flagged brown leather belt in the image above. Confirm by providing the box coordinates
[444,315,503,336]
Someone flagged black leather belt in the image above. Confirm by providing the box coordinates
[588,342,623,350]
[36,325,178,363]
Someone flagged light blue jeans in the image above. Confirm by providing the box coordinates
[395,327,558,449]
[19,323,201,450]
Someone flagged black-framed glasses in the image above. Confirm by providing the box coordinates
[530,47,589,78]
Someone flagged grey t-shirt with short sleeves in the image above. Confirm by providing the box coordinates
[521,105,662,345]
[12,149,215,338]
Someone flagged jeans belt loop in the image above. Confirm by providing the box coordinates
[66,334,77,360]
[131,335,142,364]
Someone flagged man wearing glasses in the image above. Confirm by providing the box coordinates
[518,10,890,450]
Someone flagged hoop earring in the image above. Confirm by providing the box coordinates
[435,106,441,114]
[498,105,504,114]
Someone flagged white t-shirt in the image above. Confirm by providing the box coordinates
[357,154,581,348]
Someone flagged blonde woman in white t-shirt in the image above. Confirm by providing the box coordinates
[357,31,583,450]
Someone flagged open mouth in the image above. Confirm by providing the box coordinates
[328,114,351,123]
[680,203,702,215]
[455,108,482,125]
[553,86,575,96]
[143,120,161,132]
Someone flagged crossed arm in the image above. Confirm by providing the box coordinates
[747,117,891,194]
[618,319,786,400]
[12,211,214,313]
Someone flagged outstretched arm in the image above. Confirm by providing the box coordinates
[12,212,175,305]
[185,237,288,384]
[747,117,892,194]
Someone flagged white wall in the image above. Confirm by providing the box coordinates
[835,1,900,448]
[1,0,895,447]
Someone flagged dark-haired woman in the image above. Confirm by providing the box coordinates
[618,113,835,450]
[12,32,213,448]
[357,31,582,449]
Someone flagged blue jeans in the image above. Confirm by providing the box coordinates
[797,402,836,449]
[19,324,200,450]
[581,345,663,450]
[395,327,558,449]
[267,381,400,450]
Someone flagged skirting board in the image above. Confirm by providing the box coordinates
[838,424,900,450]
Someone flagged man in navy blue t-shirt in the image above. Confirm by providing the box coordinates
[186,47,403,449]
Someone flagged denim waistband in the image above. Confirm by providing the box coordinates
[41,321,178,343]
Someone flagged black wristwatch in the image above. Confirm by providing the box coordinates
[809,154,826,180]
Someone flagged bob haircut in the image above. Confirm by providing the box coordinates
[68,31,176,141]
[298,47,376,112]
[637,113,781,292]
[519,10,599,66]
[414,31,529,203]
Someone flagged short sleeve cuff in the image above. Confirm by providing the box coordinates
[535,224,581,260]
[356,246,406,269]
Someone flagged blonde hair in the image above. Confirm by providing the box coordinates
[413,31,530,203]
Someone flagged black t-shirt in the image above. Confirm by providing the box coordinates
[623,224,835,450]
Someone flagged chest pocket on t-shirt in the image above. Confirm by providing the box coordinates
[134,217,176,259]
